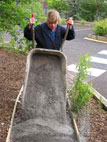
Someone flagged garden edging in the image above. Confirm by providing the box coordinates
[6,86,24,142]
[91,87,107,109]
[88,34,107,42]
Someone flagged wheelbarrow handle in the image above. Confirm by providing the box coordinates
[32,14,35,49]
[60,25,70,52]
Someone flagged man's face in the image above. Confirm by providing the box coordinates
[47,21,58,31]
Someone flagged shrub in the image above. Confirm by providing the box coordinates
[68,55,93,113]
[81,19,86,25]
[61,18,66,25]
[0,0,44,54]
[93,19,107,36]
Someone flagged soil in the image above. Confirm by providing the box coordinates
[0,48,107,142]
[88,98,107,142]
[0,48,26,142]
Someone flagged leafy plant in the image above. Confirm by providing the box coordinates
[1,37,33,54]
[93,18,107,36]
[47,0,107,21]
[81,19,86,25]
[0,0,44,54]
[80,0,107,21]
[68,55,93,113]
[61,18,66,25]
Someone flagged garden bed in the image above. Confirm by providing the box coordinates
[0,48,107,142]
[76,96,107,142]
[74,20,93,27]
[88,34,107,42]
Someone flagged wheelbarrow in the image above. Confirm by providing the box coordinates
[10,48,75,142]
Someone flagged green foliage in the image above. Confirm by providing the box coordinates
[46,0,69,17]
[0,0,44,31]
[47,0,107,21]
[68,55,93,113]
[0,1,28,31]
[67,0,81,19]
[80,19,86,25]
[47,0,68,10]
[61,18,66,25]
[93,19,107,36]
[0,35,33,54]
[0,0,44,54]
[38,16,46,23]
[80,0,107,21]
[0,32,4,45]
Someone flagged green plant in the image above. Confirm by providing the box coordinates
[80,0,107,21]
[0,32,4,45]
[39,16,46,23]
[0,0,44,54]
[1,36,33,54]
[93,18,107,36]
[81,19,86,25]
[68,55,93,113]
[61,18,66,25]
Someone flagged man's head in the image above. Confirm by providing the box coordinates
[47,10,61,31]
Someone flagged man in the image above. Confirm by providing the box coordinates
[24,10,75,50]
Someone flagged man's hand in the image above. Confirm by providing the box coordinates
[66,17,74,29]
[29,17,36,29]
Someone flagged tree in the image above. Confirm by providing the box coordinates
[46,0,107,21]
[46,0,69,17]
[66,0,81,19]
[80,0,107,21]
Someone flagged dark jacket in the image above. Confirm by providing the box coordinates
[24,22,75,50]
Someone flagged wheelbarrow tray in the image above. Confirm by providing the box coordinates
[10,49,75,142]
